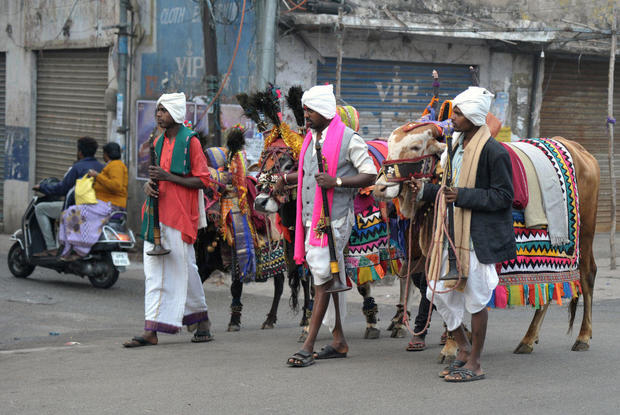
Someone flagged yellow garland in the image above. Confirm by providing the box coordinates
[263,122,303,160]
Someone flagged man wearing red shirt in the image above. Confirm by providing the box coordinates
[124,93,212,347]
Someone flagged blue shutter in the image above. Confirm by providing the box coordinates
[317,57,473,138]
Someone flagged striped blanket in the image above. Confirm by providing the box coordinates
[490,137,581,309]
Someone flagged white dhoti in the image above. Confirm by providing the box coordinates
[305,213,353,332]
[426,248,498,331]
[144,224,209,333]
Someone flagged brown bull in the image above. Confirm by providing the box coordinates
[373,122,599,357]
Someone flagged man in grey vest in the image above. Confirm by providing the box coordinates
[282,85,377,367]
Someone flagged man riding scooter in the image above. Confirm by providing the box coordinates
[32,136,103,256]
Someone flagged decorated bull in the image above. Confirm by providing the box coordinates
[373,88,600,368]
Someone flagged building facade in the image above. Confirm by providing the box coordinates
[0,0,617,233]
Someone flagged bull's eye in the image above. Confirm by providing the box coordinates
[410,145,421,151]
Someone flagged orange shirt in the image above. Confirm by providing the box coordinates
[143,134,210,244]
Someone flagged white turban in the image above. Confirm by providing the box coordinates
[301,84,337,120]
[156,92,186,124]
[452,86,494,126]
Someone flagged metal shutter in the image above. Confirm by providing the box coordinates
[317,57,473,138]
[540,57,620,232]
[35,49,109,182]
[0,52,5,222]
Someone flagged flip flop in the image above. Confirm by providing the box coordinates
[123,336,156,348]
[444,367,486,382]
[406,339,427,351]
[287,350,315,367]
[313,345,347,360]
[438,359,466,378]
[191,330,213,343]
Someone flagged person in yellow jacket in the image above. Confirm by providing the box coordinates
[88,142,128,209]
[58,143,128,260]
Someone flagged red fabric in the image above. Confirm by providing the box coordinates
[150,135,211,244]
[494,285,508,309]
[501,143,529,210]
[245,176,267,235]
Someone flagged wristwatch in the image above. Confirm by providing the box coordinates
[336,177,342,187]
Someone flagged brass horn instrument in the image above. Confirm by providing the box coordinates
[146,127,171,256]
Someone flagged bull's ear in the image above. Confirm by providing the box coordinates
[248,163,260,172]
[425,135,446,156]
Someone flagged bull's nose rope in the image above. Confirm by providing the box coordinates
[401,184,463,337]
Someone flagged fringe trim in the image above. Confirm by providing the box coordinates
[488,281,582,309]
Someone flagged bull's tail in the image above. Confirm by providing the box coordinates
[567,295,580,334]
[288,266,301,312]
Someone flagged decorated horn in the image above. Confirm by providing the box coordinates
[146,127,171,256]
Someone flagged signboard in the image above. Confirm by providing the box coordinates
[141,0,256,98]
[135,100,207,180]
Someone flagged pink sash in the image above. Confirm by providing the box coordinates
[294,115,346,264]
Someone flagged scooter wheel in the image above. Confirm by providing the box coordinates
[88,261,119,289]
[8,242,35,278]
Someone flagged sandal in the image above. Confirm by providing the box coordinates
[438,359,466,378]
[287,350,315,367]
[406,339,426,352]
[444,367,486,382]
[191,330,213,343]
[313,345,347,360]
[123,336,156,348]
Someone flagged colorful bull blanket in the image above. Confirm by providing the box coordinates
[345,202,404,285]
[490,137,581,309]
[344,140,404,285]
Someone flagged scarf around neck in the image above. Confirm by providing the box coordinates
[427,124,491,286]
[294,114,346,264]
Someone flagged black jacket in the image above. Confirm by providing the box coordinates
[422,137,516,264]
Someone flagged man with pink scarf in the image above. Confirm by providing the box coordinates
[281,85,376,367]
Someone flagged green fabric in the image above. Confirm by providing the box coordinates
[140,125,195,242]
[140,199,155,243]
[154,125,195,175]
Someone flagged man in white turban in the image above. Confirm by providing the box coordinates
[281,84,377,367]
[410,86,516,382]
[124,92,214,347]
[156,92,187,124]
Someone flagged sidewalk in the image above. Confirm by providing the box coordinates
[1,232,619,304]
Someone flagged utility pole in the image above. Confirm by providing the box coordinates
[117,0,129,162]
[257,0,278,89]
[608,11,617,270]
[201,0,221,145]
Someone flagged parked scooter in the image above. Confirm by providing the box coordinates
[7,179,135,288]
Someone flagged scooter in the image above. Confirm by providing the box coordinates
[7,181,136,288]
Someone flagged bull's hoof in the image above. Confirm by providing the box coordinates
[390,326,406,338]
[386,321,396,331]
[437,352,455,364]
[364,327,380,339]
[261,314,277,330]
[513,342,534,354]
[298,327,309,343]
[571,340,590,351]
[227,324,240,332]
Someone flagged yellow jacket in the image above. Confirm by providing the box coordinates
[94,159,128,208]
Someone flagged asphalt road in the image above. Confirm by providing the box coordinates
[1,233,620,415]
